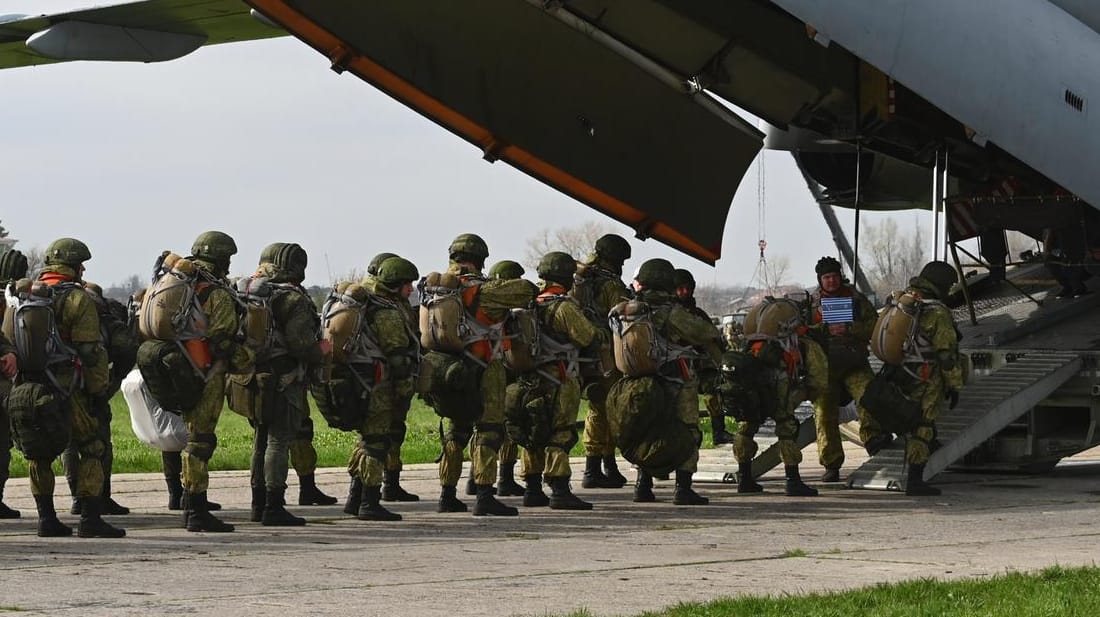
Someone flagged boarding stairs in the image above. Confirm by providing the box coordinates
[847,351,1082,491]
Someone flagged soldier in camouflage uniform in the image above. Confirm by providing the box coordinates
[25,239,124,537]
[517,252,605,510]
[181,231,254,532]
[241,243,329,526]
[342,252,422,515]
[731,297,825,497]
[0,249,28,519]
[572,234,633,489]
[808,257,877,482]
[428,233,535,516]
[673,269,731,445]
[626,259,724,505]
[863,261,963,496]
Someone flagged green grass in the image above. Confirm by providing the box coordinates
[555,566,1100,617]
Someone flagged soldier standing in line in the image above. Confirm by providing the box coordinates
[0,249,28,519]
[672,269,732,445]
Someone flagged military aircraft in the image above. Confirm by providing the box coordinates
[3,0,1098,267]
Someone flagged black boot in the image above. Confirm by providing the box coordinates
[820,467,842,483]
[437,485,468,513]
[549,477,593,510]
[472,484,519,516]
[298,474,338,506]
[382,470,419,502]
[905,463,941,496]
[101,475,130,515]
[522,473,549,507]
[633,470,656,503]
[711,415,735,445]
[262,489,307,526]
[358,485,402,521]
[203,493,222,511]
[35,495,72,537]
[70,498,82,515]
[250,484,266,523]
[163,451,184,510]
[602,455,628,488]
[864,433,894,457]
[343,476,364,515]
[784,465,819,497]
[464,475,493,496]
[582,456,614,489]
[77,497,126,538]
[737,462,763,493]
[497,462,525,497]
[673,470,709,505]
[0,488,19,519]
[185,492,235,533]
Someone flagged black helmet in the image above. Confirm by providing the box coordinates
[367,252,398,277]
[488,260,525,281]
[594,233,631,264]
[633,258,675,292]
[376,256,420,289]
[0,249,29,281]
[259,242,287,265]
[672,268,696,290]
[273,243,308,280]
[448,233,489,264]
[44,238,91,267]
[815,256,842,277]
[919,261,958,296]
[191,231,238,263]
[536,252,577,286]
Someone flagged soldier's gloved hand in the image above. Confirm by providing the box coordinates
[946,389,959,409]
[386,355,413,380]
[0,352,16,379]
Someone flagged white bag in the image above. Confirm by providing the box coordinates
[123,368,188,452]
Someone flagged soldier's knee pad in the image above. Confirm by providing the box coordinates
[186,433,218,462]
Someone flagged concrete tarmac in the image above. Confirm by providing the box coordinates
[1,441,1099,616]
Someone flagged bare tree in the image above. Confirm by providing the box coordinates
[22,246,45,278]
[863,217,926,299]
[523,221,615,270]
[760,254,791,292]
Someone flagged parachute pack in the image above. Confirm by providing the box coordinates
[503,293,580,379]
[606,375,697,476]
[608,299,695,379]
[234,275,280,360]
[418,272,470,353]
[717,346,781,424]
[870,291,931,365]
[2,278,80,392]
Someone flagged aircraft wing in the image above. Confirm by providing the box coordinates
[242,0,763,264]
[0,0,285,69]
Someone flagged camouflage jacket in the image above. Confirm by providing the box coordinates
[194,259,253,374]
[538,283,602,349]
[905,277,964,389]
[38,266,108,395]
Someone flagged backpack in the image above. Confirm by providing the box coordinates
[606,375,696,476]
[320,283,388,366]
[504,374,554,449]
[860,366,923,434]
[135,339,206,412]
[137,252,209,344]
[418,272,506,356]
[717,347,780,423]
[608,300,695,379]
[871,291,929,365]
[502,305,540,374]
[234,275,280,360]
[2,278,80,393]
[7,381,71,460]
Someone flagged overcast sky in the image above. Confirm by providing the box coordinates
[3,2,925,293]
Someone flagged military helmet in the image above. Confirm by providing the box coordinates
[594,233,631,264]
[633,258,675,292]
[191,231,238,262]
[367,252,398,277]
[536,252,577,285]
[273,243,308,279]
[489,260,525,281]
[259,242,287,265]
[815,256,842,277]
[673,268,696,290]
[0,249,29,281]
[376,256,419,288]
[448,233,489,262]
[44,238,92,267]
[919,260,958,296]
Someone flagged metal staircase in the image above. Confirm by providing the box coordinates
[847,351,1082,491]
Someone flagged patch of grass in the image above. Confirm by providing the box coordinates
[779,548,807,558]
[0,607,27,613]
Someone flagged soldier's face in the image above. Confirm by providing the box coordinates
[400,282,413,299]
[676,285,692,299]
[821,272,842,293]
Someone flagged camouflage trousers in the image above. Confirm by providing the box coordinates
[63,395,114,498]
[734,378,802,466]
[856,369,946,465]
[289,415,318,478]
[439,360,506,487]
[30,390,104,498]
[673,379,702,473]
[812,364,874,469]
[520,376,582,479]
[347,377,402,488]
[182,373,227,494]
[250,382,306,492]
[582,369,622,457]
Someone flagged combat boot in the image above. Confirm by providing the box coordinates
[262,490,307,526]
[203,493,222,511]
[737,462,763,493]
[382,470,419,502]
[250,484,267,523]
[673,470,709,505]
[905,463,941,496]
[165,476,184,511]
[784,465,819,497]
[472,484,519,517]
[76,497,126,538]
[358,485,402,521]
[343,476,364,515]
[185,492,235,533]
[437,485,468,513]
[820,467,842,483]
[101,475,130,515]
[464,475,494,496]
[35,495,72,537]
[581,456,613,489]
[864,433,894,457]
[711,416,735,445]
[497,462,525,497]
[522,473,550,507]
[549,477,593,510]
[632,470,656,503]
[602,455,628,488]
[0,488,20,519]
[298,474,338,506]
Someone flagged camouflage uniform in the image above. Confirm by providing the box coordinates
[809,274,877,477]
[673,269,729,445]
